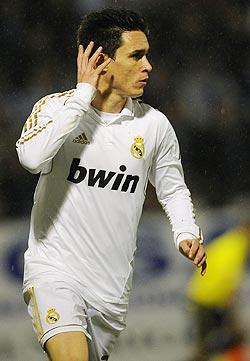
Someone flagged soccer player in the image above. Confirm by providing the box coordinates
[16,8,207,361]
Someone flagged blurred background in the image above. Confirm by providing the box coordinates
[0,0,250,360]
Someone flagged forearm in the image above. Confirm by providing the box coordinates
[160,187,200,248]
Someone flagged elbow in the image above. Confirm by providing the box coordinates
[20,158,42,174]
[17,150,42,174]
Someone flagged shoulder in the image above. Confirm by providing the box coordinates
[133,99,171,130]
[31,88,75,112]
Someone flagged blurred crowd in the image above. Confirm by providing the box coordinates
[1,0,250,219]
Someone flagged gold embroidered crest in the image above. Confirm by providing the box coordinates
[131,136,145,159]
[46,308,60,324]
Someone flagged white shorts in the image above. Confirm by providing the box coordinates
[24,279,126,361]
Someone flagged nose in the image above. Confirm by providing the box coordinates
[143,56,152,73]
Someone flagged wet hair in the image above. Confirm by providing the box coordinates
[77,8,149,58]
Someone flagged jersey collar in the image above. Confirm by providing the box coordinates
[88,97,134,126]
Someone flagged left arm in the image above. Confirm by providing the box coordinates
[149,116,207,275]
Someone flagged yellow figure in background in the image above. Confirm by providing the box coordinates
[188,226,248,308]
[187,222,250,361]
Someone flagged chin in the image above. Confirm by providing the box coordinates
[129,89,144,98]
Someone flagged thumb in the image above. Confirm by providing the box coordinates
[178,240,192,257]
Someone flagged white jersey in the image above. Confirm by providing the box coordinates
[16,83,200,316]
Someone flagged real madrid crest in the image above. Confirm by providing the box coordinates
[46,308,60,324]
[131,136,145,159]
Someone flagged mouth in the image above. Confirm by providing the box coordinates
[138,78,148,85]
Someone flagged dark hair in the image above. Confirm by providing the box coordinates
[77,8,149,58]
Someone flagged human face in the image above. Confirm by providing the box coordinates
[106,31,152,98]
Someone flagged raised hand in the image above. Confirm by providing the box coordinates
[179,238,207,276]
[77,41,112,88]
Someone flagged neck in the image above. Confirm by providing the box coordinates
[92,91,127,113]
[91,76,127,113]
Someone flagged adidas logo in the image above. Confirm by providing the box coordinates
[73,132,90,145]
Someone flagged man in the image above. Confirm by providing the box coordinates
[16,8,207,361]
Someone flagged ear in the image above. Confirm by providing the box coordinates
[96,53,111,73]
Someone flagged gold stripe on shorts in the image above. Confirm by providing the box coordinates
[28,287,44,341]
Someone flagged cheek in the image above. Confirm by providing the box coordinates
[108,61,139,90]
[117,64,132,78]
[113,60,135,77]
[113,68,134,87]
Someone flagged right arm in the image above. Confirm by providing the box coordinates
[149,114,207,275]
[16,42,111,174]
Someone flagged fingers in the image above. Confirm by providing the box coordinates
[201,259,207,276]
[88,46,112,72]
[83,41,94,59]
[190,242,206,267]
[191,241,207,275]
[197,253,207,267]
[81,42,103,66]
[77,45,84,80]
[192,245,205,265]
[77,45,84,67]
[96,57,112,73]
[188,240,200,260]
[77,41,95,72]
[77,45,83,62]
[89,46,103,64]
[178,239,192,257]
[197,252,207,276]
[179,239,207,276]
[78,41,111,65]
[77,41,111,83]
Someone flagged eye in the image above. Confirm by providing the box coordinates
[132,54,143,60]
[130,51,145,61]
[129,49,150,61]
